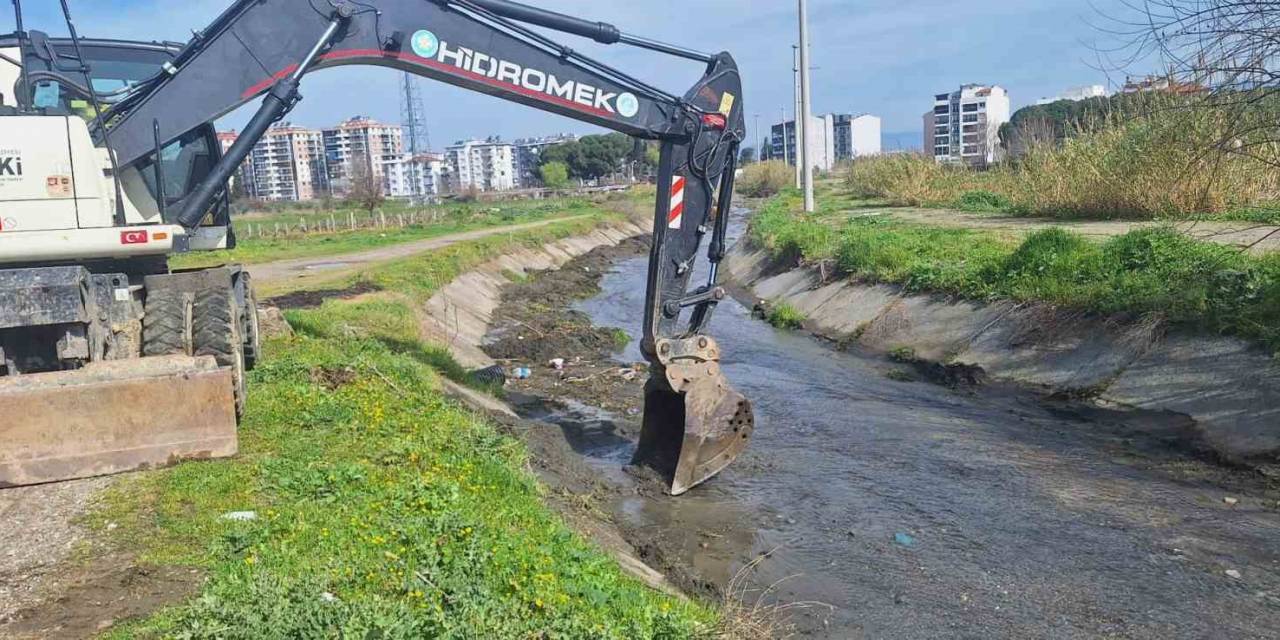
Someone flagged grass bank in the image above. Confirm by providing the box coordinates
[751,188,1280,352]
[172,198,600,269]
[91,210,719,638]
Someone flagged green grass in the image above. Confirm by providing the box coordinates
[765,302,806,330]
[91,213,716,638]
[952,190,1013,213]
[609,328,631,351]
[173,199,599,269]
[752,189,1280,352]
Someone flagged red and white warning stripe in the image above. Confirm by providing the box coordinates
[667,175,686,229]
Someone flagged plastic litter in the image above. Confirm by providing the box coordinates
[549,358,565,370]
[893,532,916,547]
[468,365,507,386]
[513,366,533,380]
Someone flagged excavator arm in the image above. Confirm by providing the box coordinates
[100,0,753,495]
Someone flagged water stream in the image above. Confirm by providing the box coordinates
[552,212,1280,638]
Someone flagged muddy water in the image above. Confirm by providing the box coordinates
[560,215,1280,638]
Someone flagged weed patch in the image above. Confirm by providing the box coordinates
[766,303,806,330]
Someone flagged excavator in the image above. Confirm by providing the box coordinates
[0,0,752,496]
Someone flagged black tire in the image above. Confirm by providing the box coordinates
[193,286,246,419]
[142,288,187,357]
[238,273,261,371]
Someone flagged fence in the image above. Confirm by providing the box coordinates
[236,209,453,239]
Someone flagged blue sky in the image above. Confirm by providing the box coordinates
[1,0,1146,150]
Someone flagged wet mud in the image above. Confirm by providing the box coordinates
[484,212,1280,638]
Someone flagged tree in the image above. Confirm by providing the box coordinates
[1102,0,1280,165]
[540,161,570,189]
[539,132,637,180]
[347,156,384,214]
[738,146,756,166]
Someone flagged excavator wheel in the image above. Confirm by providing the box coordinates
[193,286,247,419]
[236,272,261,371]
[142,288,188,357]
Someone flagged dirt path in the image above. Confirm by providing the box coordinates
[246,214,588,289]
[881,207,1280,253]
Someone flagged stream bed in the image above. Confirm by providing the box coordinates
[491,212,1280,638]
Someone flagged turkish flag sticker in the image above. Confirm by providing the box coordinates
[120,230,149,244]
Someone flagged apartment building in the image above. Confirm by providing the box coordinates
[444,138,518,192]
[769,115,833,173]
[382,152,445,199]
[215,130,250,196]
[1036,84,1107,105]
[514,134,577,188]
[832,114,881,159]
[244,123,328,202]
[928,84,1010,167]
[323,116,403,196]
[769,112,880,172]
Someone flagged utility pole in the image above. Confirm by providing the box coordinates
[797,0,815,212]
[780,106,790,167]
[753,113,760,161]
[792,44,802,188]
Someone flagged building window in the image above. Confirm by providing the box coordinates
[962,114,979,123]
[935,116,949,125]
[934,146,948,156]
[962,145,978,155]
[934,105,948,114]
[962,103,979,113]
[935,93,949,101]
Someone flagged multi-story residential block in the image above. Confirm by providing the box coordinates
[928,84,1010,167]
[444,138,518,192]
[215,130,251,196]
[1121,74,1206,95]
[764,119,795,163]
[323,116,403,196]
[832,113,881,160]
[770,115,831,172]
[243,123,328,202]
[770,112,880,172]
[1036,84,1107,105]
[382,152,445,199]
[513,134,577,187]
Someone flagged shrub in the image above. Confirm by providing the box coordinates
[539,161,570,189]
[738,160,792,198]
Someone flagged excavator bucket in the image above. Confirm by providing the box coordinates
[633,337,754,495]
[0,355,237,487]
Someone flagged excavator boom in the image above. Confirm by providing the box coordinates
[91,0,751,494]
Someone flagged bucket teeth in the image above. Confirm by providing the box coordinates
[633,336,753,495]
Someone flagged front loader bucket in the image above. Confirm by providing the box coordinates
[633,357,754,495]
[0,355,237,487]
